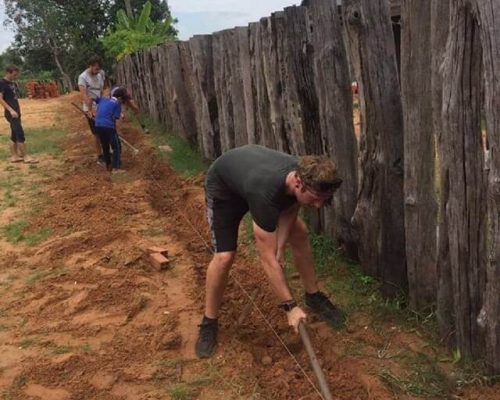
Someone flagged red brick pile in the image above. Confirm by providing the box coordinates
[25,80,60,99]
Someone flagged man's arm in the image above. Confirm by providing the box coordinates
[253,222,307,332]
[276,204,300,265]
[78,85,93,117]
[0,93,18,118]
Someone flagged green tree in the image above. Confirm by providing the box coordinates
[110,0,176,26]
[4,0,113,89]
[102,1,177,60]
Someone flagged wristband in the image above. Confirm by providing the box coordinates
[278,300,297,312]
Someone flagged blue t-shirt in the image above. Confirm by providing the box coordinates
[95,97,122,129]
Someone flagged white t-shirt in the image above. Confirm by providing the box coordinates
[78,69,105,111]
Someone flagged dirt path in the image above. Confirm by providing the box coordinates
[0,94,498,400]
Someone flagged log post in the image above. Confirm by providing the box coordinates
[343,0,406,295]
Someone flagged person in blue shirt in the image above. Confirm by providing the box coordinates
[94,87,130,173]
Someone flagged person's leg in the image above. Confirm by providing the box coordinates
[196,196,247,358]
[97,128,112,171]
[8,141,20,161]
[205,251,236,319]
[6,115,21,162]
[110,131,122,170]
[87,117,104,162]
[10,117,35,163]
[288,218,319,294]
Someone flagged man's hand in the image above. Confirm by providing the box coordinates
[86,111,93,119]
[287,306,307,333]
[9,109,19,118]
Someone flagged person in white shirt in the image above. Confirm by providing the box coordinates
[78,56,106,166]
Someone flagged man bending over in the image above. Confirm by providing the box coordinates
[196,144,345,358]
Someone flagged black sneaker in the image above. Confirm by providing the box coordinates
[305,291,346,329]
[195,318,218,358]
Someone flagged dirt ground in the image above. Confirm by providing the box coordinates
[0,94,497,400]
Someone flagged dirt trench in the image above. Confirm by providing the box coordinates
[0,94,497,400]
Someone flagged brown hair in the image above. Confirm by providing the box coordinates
[88,55,103,67]
[5,65,20,73]
[297,155,340,190]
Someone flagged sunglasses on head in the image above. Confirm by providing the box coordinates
[305,178,343,195]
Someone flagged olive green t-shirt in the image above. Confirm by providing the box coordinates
[205,145,298,232]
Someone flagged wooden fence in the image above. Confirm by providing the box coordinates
[115,0,499,373]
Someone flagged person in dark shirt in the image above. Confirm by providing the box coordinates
[0,65,37,163]
[196,144,345,358]
[94,87,129,173]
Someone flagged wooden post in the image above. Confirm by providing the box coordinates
[343,0,407,296]
[401,0,438,309]
[475,0,500,375]
[305,0,359,260]
[439,0,487,360]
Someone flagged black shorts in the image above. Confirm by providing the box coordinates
[206,195,249,253]
[5,113,25,143]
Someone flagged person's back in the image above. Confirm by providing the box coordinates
[95,96,121,129]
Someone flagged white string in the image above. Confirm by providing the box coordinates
[147,175,326,400]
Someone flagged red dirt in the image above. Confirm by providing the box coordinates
[0,93,497,400]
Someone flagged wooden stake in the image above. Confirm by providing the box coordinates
[299,323,333,400]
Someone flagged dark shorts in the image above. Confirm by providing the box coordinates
[5,113,25,143]
[206,195,249,253]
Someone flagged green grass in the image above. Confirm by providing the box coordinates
[1,220,29,243]
[26,268,67,285]
[79,343,92,354]
[24,227,52,246]
[18,339,35,349]
[167,375,214,400]
[49,344,72,355]
[144,117,206,178]
[1,220,52,246]
[0,127,64,158]
[168,383,192,400]
[142,226,165,237]
[25,128,65,156]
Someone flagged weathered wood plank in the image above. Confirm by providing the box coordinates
[475,0,500,374]
[440,0,487,359]
[305,0,359,259]
[343,0,406,295]
[401,0,437,309]
[189,35,220,159]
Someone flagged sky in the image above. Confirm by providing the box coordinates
[0,4,14,52]
[168,0,302,40]
[0,1,302,52]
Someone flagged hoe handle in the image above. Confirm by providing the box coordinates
[299,322,333,400]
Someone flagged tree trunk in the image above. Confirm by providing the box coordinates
[124,0,133,18]
[474,0,500,375]
[432,0,454,343]
[440,0,487,360]
[401,0,437,310]
[343,0,406,296]
[48,39,72,92]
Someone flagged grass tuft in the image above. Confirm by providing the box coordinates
[143,117,206,178]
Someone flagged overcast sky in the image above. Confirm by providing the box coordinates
[168,0,302,40]
[0,3,14,52]
[0,1,302,52]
